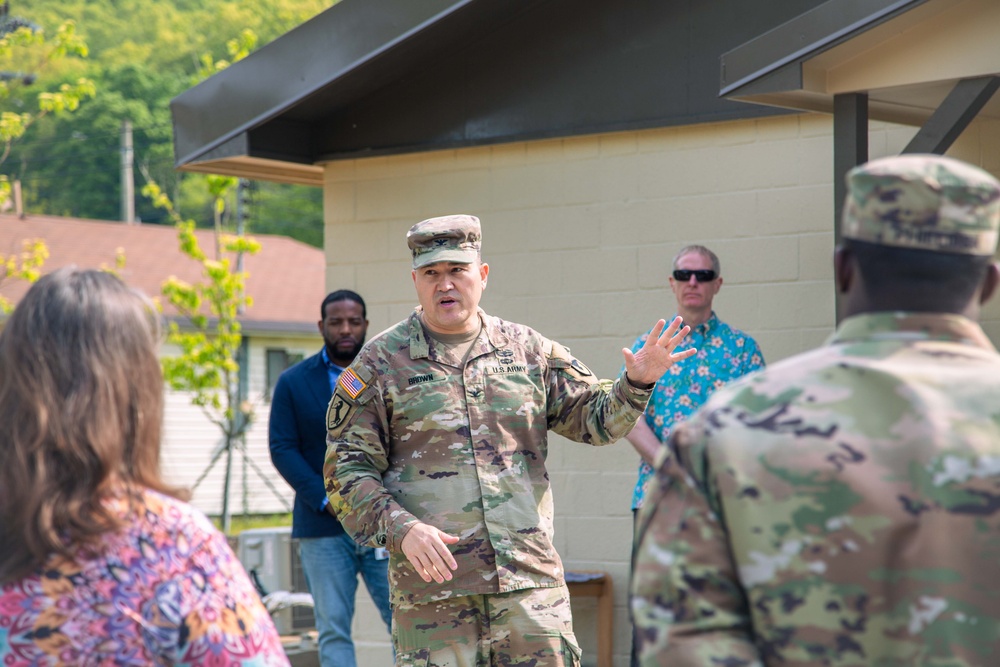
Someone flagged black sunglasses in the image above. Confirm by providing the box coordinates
[673,269,717,282]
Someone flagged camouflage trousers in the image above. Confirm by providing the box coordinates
[393,584,582,667]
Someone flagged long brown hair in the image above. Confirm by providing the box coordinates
[0,268,181,583]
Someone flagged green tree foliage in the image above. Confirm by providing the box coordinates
[149,181,259,426]
[145,33,298,531]
[17,63,180,221]
[0,238,48,313]
[251,182,324,248]
[12,0,332,245]
[0,14,94,204]
[144,177,286,533]
[0,9,97,310]
[25,1,333,70]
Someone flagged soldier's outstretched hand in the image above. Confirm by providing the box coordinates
[622,316,696,387]
[401,522,460,583]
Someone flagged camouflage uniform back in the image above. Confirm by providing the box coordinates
[631,154,1000,666]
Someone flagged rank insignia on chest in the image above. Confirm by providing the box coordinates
[339,367,367,399]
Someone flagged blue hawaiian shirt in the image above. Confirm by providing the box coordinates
[629,312,764,509]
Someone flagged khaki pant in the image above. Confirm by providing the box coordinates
[393,585,582,667]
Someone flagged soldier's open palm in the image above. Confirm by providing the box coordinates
[623,316,696,386]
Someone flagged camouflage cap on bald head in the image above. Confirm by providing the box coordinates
[407,214,482,269]
[842,154,1000,255]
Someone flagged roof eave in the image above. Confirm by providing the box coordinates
[719,0,929,104]
[171,0,479,170]
[727,91,936,127]
[180,155,324,187]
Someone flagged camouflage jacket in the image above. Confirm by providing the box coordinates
[632,312,1000,666]
[325,309,651,605]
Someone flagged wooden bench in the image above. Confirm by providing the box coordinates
[566,571,613,667]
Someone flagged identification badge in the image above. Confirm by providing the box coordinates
[374,547,389,560]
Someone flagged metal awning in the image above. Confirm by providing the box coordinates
[171,0,491,184]
[172,0,828,184]
[720,0,1000,127]
[720,0,1000,240]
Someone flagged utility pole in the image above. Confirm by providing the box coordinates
[234,177,251,520]
[235,178,250,274]
[120,119,135,224]
[12,179,22,218]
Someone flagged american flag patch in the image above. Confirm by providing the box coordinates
[339,367,367,399]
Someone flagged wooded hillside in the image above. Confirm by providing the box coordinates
[10,0,335,246]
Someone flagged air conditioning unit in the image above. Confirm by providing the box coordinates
[237,526,316,635]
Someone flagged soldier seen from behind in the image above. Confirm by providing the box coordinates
[631,154,1000,666]
[624,244,764,667]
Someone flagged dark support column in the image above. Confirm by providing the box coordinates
[833,93,868,245]
[903,76,1000,155]
[833,93,868,323]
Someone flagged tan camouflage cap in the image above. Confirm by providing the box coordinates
[406,214,482,269]
[842,154,1000,255]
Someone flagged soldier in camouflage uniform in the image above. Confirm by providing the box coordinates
[324,214,697,666]
[630,153,1000,666]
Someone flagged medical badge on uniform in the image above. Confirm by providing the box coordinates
[339,367,367,399]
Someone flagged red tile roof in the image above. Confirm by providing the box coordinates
[0,214,324,332]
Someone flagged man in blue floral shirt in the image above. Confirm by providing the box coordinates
[626,245,764,510]
[626,245,763,665]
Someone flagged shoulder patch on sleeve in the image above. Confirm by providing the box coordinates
[326,387,357,435]
[548,341,594,379]
[327,364,377,436]
[338,367,368,399]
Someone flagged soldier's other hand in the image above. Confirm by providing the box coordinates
[401,522,460,583]
[622,316,697,387]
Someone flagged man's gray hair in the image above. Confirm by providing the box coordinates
[672,245,720,275]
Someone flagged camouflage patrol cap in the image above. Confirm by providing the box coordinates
[406,214,482,269]
[842,154,1000,255]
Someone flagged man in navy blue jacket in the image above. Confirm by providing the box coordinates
[269,289,391,667]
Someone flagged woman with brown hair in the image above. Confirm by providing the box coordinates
[0,268,289,666]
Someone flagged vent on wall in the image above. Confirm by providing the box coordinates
[237,526,316,635]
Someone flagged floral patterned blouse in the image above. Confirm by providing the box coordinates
[0,489,289,666]
[629,313,764,509]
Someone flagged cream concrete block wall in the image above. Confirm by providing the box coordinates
[321,113,1000,667]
